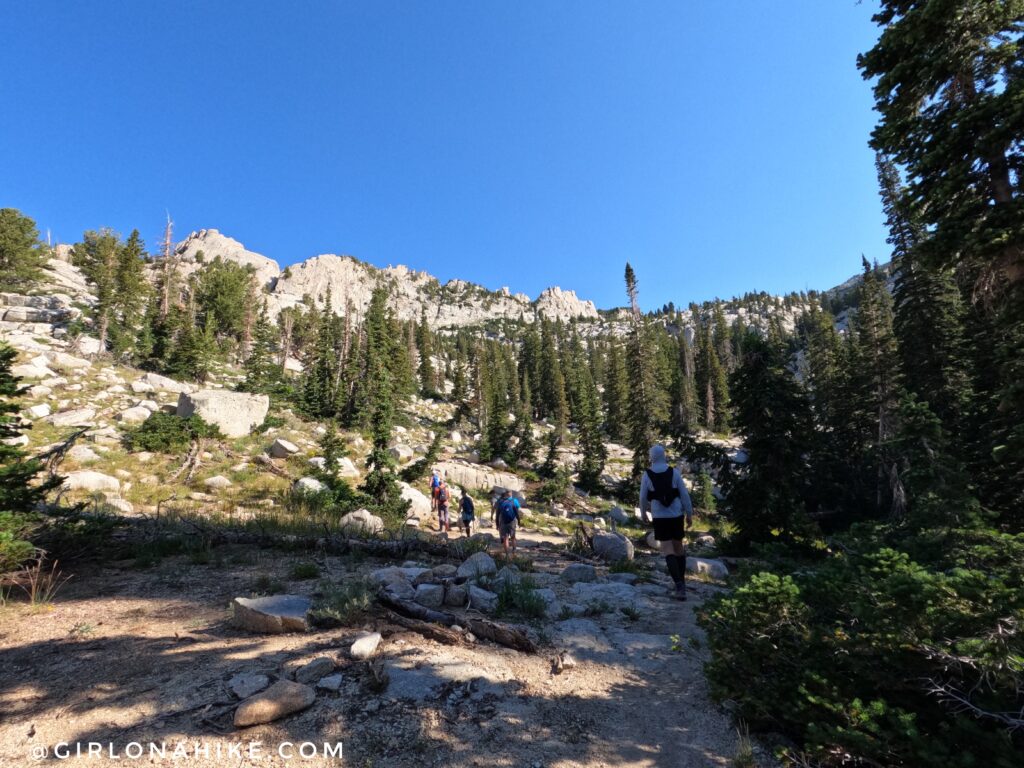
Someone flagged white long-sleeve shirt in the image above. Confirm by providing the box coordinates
[639,463,693,521]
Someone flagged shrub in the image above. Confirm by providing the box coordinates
[126,411,221,452]
[309,578,375,627]
[290,561,320,580]
[698,527,1024,766]
[495,578,546,619]
[0,511,37,573]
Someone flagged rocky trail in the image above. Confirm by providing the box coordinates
[0,522,749,768]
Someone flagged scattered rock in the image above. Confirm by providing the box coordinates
[686,556,729,580]
[456,551,497,581]
[293,477,326,494]
[231,595,311,634]
[609,506,631,524]
[228,672,271,699]
[25,403,51,419]
[45,407,96,427]
[492,566,522,590]
[137,371,194,394]
[12,363,55,380]
[414,583,445,608]
[269,437,299,458]
[468,585,499,613]
[316,673,343,692]
[62,470,119,493]
[399,482,432,519]
[560,563,598,583]
[444,583,468,607]
[592,531,635,562]
[176,389,269,438]
[608,572,639,585]
[350,632,382,660]
[117,405,151,424]
[233,680,315,727]
[67,444,100,463]
[294,657,335,684]
[204,475,232,490]
[338,508,384,536]
[388,443,414,462]
[336,457,359,478]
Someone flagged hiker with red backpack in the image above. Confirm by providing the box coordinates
[639,444,693,600]
[436,479,452,533]
[429,470,442,512]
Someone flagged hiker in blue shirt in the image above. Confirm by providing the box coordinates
[492,489,522,557]
[458,488,475,537]
[639,444,693,600]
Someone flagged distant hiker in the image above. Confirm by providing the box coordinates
[493,489,522,557]
[458,488,475,537]
[435,479,452,533]
[639,444,693,600]
[430,470,442,512]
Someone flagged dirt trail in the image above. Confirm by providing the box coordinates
[0,528,743,768]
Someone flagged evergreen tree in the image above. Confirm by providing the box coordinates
[623,263,656,480]
[602,340,628,442]
[0,344,61,571]
[415,308,436,396]
[668,331,698,438]
[510,372,537,465]
[73,229,120,352]
[538,319,569,435]
[0,208,48,290]
[242,301,281,395]
[194,257,258,351]
[109,230,150,360]
[575,362,607,492]
[359,363,410,525]
[724,334,817,550]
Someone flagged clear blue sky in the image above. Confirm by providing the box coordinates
[1,1,887,311]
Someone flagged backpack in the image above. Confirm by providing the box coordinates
[646,467,680,507]
[498,497,518,523]
[431,475,441,489]
[461,496,475,516]
[437,485,449,504]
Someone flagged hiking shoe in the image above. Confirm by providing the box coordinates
[675,583,688,601]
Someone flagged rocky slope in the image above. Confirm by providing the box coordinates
[173,229,600,328]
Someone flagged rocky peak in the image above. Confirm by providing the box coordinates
[535,287,599,321]
[175,229,281,289]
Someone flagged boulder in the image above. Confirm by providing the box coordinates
[492,566,522,590]
[337,457,359,478]
[12,364,55,380]
[399,481,432,519]
[231,595,311,634]
[444,583,469,607]
[117,406,151,424]
[228,672,270,699]
[350,631,382,660]
[561,563,598,583]
[204,475,232,490]
[571,581,641,610]
[686,556,729,580]
[414,583,445,609]
[294,476,326,494]
[316,674,343,692]
[609,506,631,524]
[233,680,315,727]
[592,531,634,562]
[388,443,414,462]
[74,336,103,356]
[67,444,100,463]
[468,585,499,613]
[40,351,91,371]
[456,551,497,581]
[176,390,269,438]
[25,403,51,419]
[294,657,335,684]
[269,438,299,458]
[338,508,384,536]
[138,372,194,393]
[45,407,96,427]
[63,471,119,493]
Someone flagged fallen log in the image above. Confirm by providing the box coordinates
[379,592,537,654]
[385,610,471,647]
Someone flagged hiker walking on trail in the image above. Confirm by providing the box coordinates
[430,469,442,512]
[492,489,522,557]
[458,488,475,537]
[639,444,693,600]
[436,479,452,533]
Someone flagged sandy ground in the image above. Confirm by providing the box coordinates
[0,526,749,768]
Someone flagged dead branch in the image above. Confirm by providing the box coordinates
[254,453,292,479]
[38,428,89,477]
[385,610,471,647]
[169,440,201,482]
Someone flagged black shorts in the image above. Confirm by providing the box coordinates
[653,515,685,542]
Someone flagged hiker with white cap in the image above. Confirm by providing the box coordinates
[639,444,693,600]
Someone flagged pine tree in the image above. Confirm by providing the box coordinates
[0,343,61,571]
[510,371,537,466]
[725,333,817,550]
[623,263,656,481]
[0,208,48,290]
[416,308,436,396]
[602,340,628,442]
[73,229,120,353]
[109,230,150,360]
[669,331,698,438]
[538,320,569,436]
[575,362,607,492]
[359,363,410,525]
[242,301,281,395]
